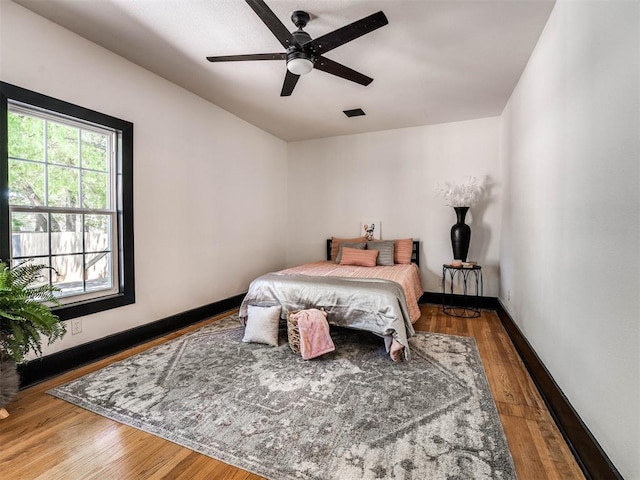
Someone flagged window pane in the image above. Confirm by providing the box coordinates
[85,214,111,252]
[8,159,45,206]
[47,121,79,166]
[11,212,49,258]
[81,130,108,171]
[85,252,112,292]
[52,255,84,296]
[11,258,51,288]
[8,112,44,161]
[51,213,82,255]
[48,165,79,208]
[82,171,109,209]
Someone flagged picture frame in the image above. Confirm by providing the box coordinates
[360,220,381,240]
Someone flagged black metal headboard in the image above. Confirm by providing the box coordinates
[326,239,420,267]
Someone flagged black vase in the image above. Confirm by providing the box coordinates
[450,207,471,261]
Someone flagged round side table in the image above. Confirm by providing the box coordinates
[441,264,483,318]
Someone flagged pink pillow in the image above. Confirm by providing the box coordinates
[394,239,413,264]
[331,236,367,261]
[340,247,378,267]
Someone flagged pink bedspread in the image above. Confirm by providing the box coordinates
[279,261,423,323]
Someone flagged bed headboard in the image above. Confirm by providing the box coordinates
[326,239,420,267]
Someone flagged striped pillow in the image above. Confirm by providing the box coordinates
[331,236,367,261]
[366,240,395,266]
[335,242,367,263]
[339,247,378,267]
[394,238,413,264]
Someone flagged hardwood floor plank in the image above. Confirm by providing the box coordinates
[0,305,584,479]
[163,453,262,480]
[496,400,544,422]
[86,433,189,480]
[485,356,533,406]
[32,427,138,480]
[533,414,585,479]
[500,413,550,479]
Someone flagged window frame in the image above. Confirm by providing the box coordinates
[1,82,135,320]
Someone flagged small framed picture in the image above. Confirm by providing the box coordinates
[360,220,381,240]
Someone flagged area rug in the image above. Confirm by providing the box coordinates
[48,314,517,480]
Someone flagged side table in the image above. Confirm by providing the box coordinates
[441,264,483,318]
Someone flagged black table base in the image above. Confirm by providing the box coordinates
[441,264,483,318]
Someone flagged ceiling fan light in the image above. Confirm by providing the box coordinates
[287,58,313,75]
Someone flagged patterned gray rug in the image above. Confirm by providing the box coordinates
[48,313,517,480]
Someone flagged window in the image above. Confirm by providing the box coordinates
[8,105,118,300]
[1,82,134,320]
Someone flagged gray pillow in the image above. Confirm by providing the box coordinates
[335,242,366,263]
[367,240,395,266]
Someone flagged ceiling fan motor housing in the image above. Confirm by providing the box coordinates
[287,49,314,63]
[290,29,313,51]
[287,27,315,73]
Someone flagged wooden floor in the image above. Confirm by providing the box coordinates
[0,305,584,480]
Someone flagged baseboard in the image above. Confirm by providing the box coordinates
[18,293,246,389]
[419,291,498,310]
[495,300,622,480]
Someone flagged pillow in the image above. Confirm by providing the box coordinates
[330,236,367,261]
[242,305,281,346]
[335,241,366,263]
[394,238,414,264]
[366,240,395,266]
[340,247,378,267]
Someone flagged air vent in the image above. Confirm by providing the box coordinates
[343,108,366,118]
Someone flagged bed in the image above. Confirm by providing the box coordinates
[239,239,423,361]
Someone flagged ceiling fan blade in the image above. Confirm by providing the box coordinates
[314,56,373,86]
[245,0,296,49]
[304,11,388,56]
[280,70,300,96]
[207,53,286,62]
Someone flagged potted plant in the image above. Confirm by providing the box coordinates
[0,261,66,418]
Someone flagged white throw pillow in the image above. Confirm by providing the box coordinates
[242,305,281,347]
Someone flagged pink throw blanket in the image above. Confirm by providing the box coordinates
[384,336,406,363]
[294,309,335,360]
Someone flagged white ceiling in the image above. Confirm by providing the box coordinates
[14,0,555,142]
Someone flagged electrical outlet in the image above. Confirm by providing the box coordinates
[71,318,82,335]
[507,290,511,302]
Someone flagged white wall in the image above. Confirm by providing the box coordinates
[287,117,502,295]
[500,1,640,478]
[0,1,288,355]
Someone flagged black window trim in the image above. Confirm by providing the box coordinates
[0,81,135,320]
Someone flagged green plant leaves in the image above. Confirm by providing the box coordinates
[0,261,66,364]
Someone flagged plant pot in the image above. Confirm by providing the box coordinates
[0,359,20,410]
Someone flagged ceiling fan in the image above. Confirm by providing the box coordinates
[206,0,388,96]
